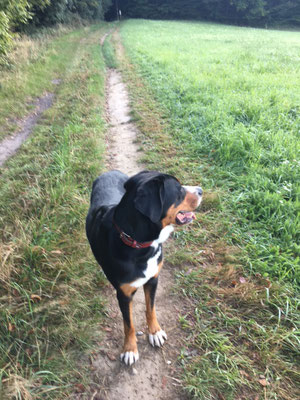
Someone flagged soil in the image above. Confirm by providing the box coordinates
[84,37,189,400]
[0,92,55,167]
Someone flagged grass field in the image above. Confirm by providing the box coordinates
[1,17,299,400]
[118,20,300,400]
[0,23,110,398]
[120,19,300,286]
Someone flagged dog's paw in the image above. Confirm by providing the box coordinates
[149,329,167,347]
[120,351,139,366]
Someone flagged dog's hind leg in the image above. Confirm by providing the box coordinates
[117,287,139,365]
[144,277,167,347]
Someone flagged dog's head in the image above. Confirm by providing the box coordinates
[123,170,202,227]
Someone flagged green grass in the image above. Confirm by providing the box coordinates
[102,31,118,69]
[0,23,109,399]
[117,20,300,400]
[120,19,300,286]
[0,25,86,140]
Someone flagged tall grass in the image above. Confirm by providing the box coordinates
[120,20,300,285]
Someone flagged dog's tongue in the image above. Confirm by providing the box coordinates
[177,211,196,224]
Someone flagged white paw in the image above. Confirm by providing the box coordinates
[120,351,139,366]
[149,329,167,347]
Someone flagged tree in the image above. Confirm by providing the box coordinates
[0,0,32,60]
[265,0,300,26]
[117,0,299,26]
[0,1,112,63]
[32,1,112,26]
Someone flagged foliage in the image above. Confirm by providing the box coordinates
[69,0,113,19]
[0,1,111,63]
[30,0,112,26]
[0,11,12,60]
[266,0,300,26]
[118,0,300,27]
[32,0,112,26]
[0,0,32,60]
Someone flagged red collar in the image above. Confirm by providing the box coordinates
[113,220,153,249]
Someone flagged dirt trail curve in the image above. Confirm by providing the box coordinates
[0,93,55,167]
[88,34,188,400]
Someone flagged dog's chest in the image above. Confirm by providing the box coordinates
[129,225,173,288]
[130,248,161,288]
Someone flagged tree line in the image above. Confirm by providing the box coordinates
[0,0,112,61]
[1,0,299,63]
[116,0,300,27]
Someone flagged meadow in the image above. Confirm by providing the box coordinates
[118,20,300,399]
[120,19,300,285]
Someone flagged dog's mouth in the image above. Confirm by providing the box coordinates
[176,211,196,225]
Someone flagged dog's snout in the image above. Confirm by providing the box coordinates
[183,185,203,197]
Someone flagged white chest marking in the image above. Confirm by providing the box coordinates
[151,225,174,250]
[130,248,162,288]
[130,225,174,289]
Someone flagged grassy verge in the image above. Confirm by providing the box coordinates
[115,20,300,400]
[0,23,109,399]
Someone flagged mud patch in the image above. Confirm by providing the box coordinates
[0,92,54,167]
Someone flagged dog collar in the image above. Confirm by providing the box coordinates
[113,220,153,249]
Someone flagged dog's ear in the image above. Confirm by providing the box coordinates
[124,170,151,192]
[133,177,165,223]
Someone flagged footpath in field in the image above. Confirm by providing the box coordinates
[0,92,54,166]
[87,36,188,400]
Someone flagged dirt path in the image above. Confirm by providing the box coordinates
[0,92,55,167]
[105,68,141,176]
[88,36,188,400]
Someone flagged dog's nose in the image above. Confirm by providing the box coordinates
[196,187,203,196]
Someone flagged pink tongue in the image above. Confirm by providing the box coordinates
[177,212,196,223]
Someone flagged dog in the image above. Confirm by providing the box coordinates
[86,170,203,365]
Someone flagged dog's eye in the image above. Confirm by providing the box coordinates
[174,187,186,206]
[180,187,186,197]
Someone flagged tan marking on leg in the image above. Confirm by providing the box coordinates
[120,283,138,297]
[154,260,163,279]
[144,284,161,334]
[122,301,138,354]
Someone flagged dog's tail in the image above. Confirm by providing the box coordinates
[90,170,129,209]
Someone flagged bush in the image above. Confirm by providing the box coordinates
[0,11,12,62]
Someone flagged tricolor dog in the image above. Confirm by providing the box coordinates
[86,170,202,365]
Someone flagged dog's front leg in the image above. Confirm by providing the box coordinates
[144,277,167,347]
[117,286,139,365]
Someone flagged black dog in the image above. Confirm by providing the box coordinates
[86,170,202,365]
